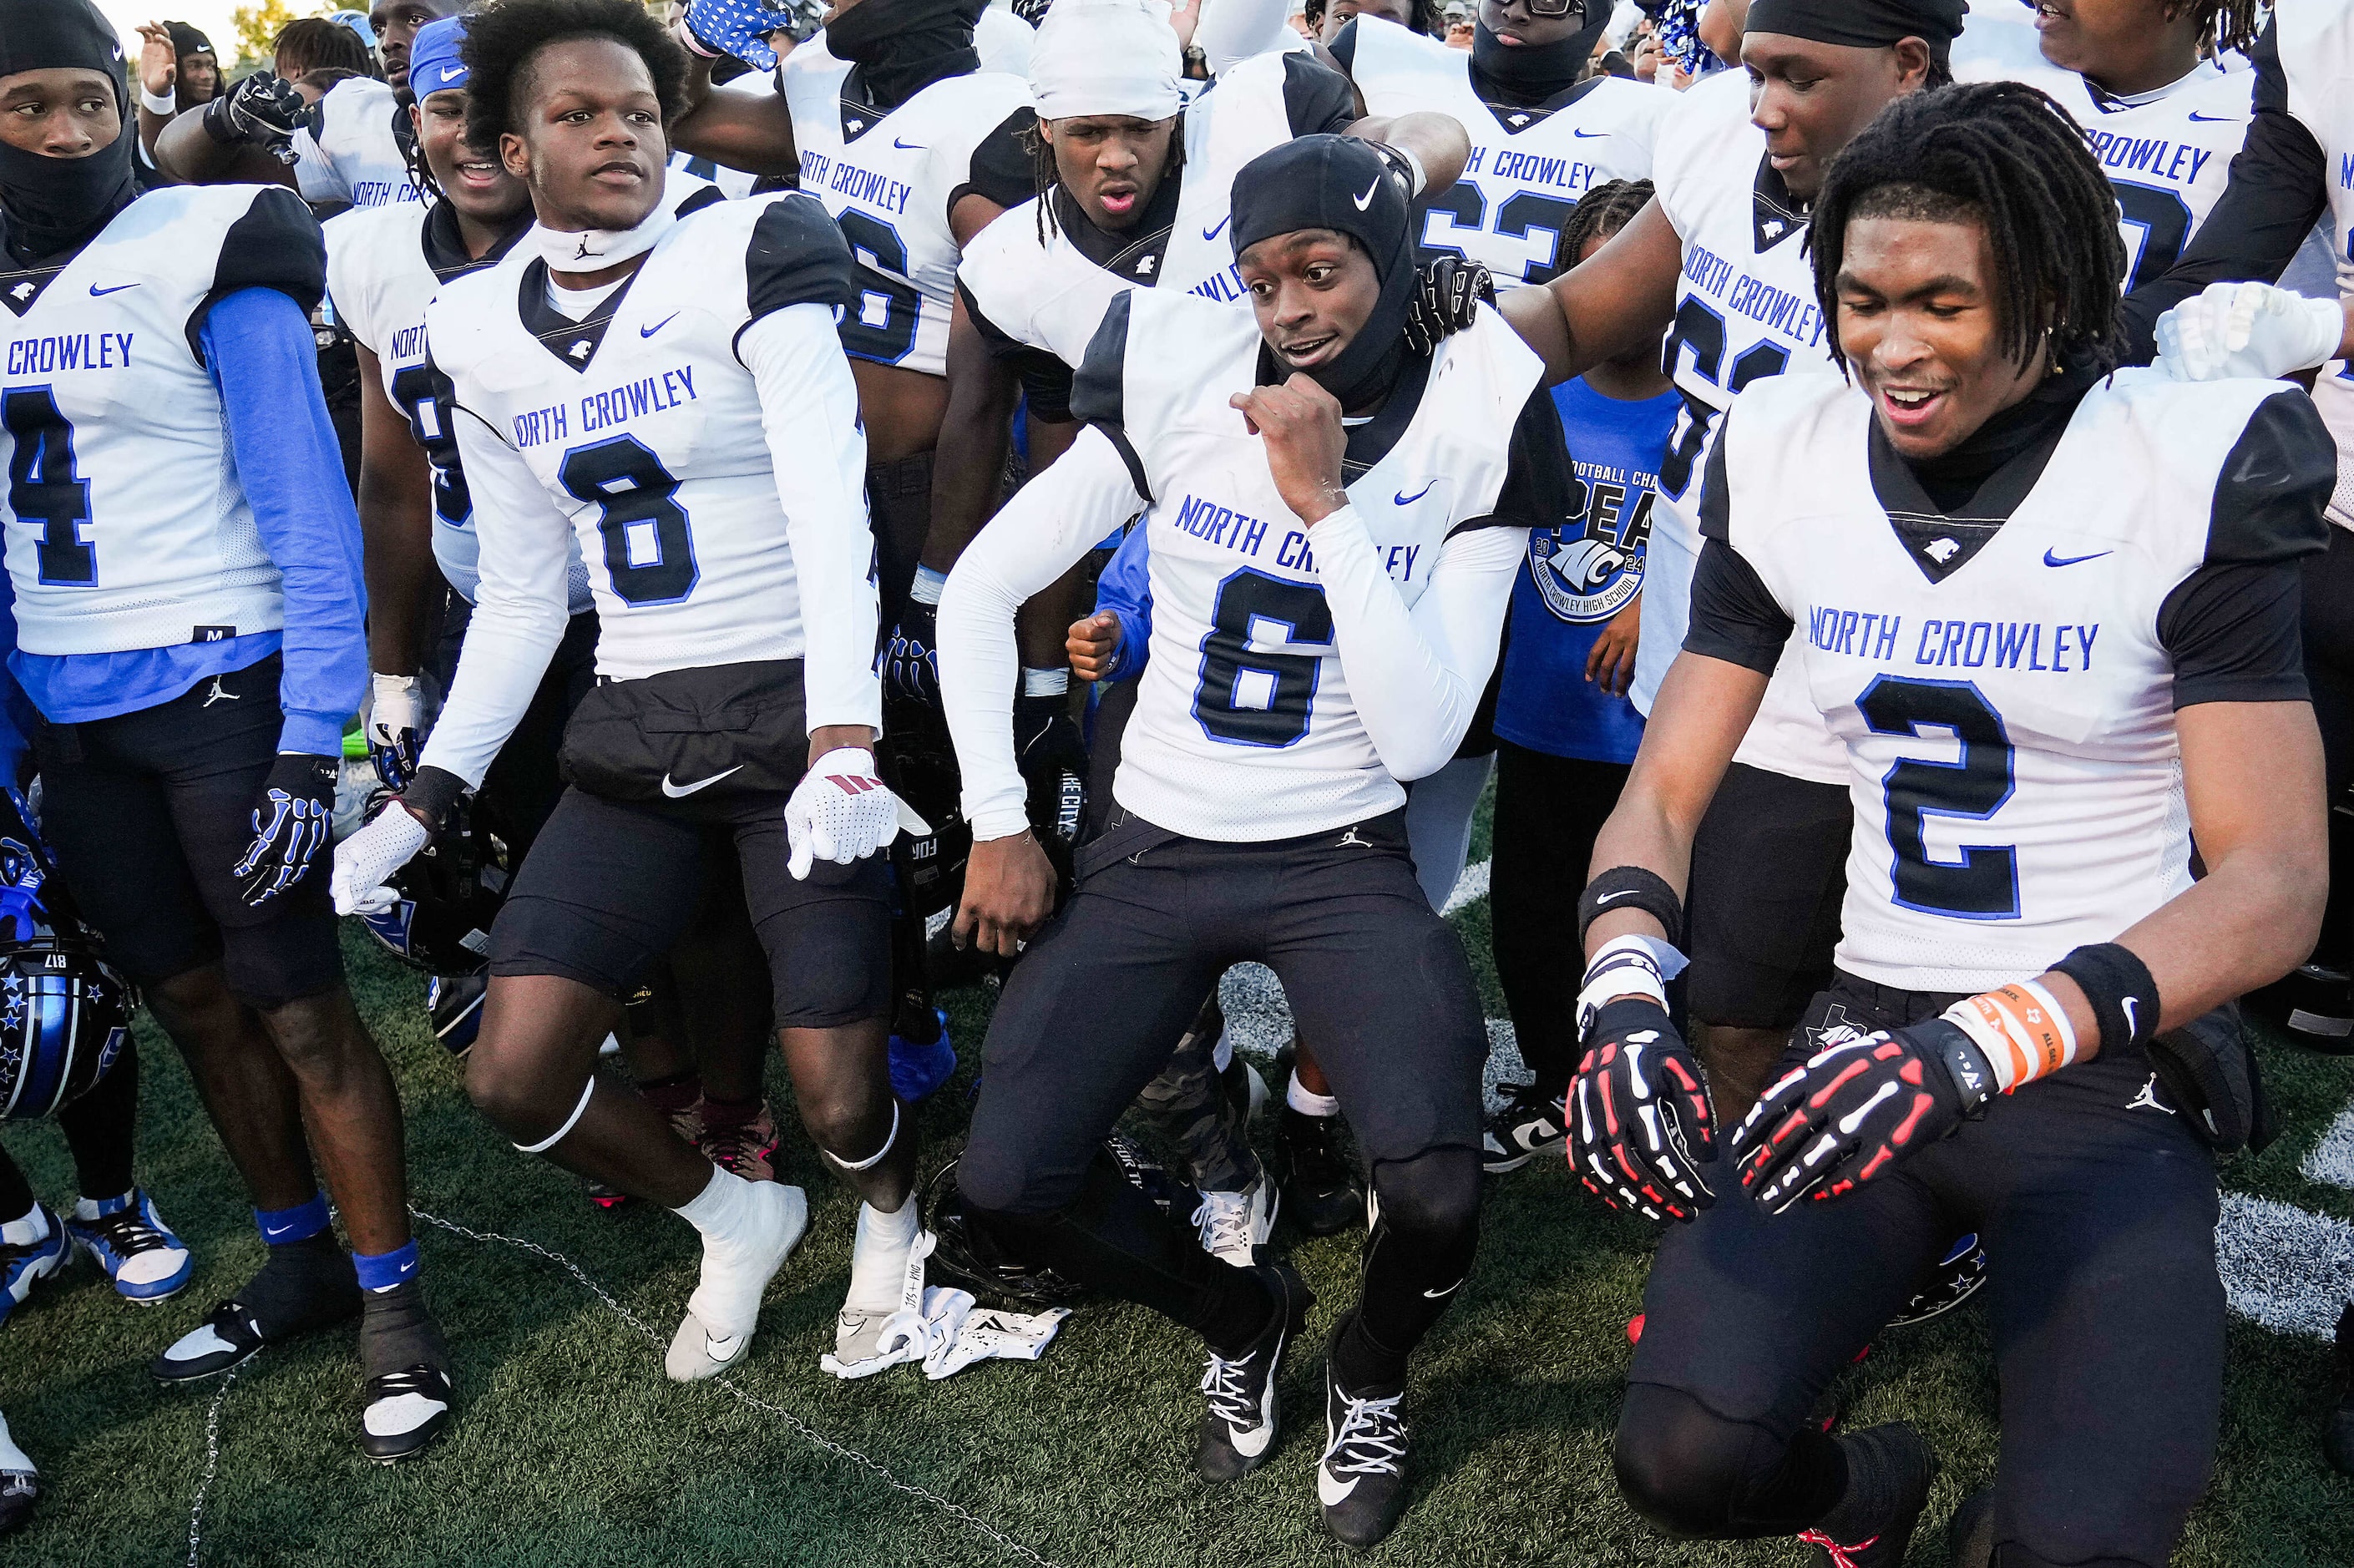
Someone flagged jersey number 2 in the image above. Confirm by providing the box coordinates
[1859,675,2018,920]
[1194,569,1331,748]
[3,388,94,586]
[559,436,697,606]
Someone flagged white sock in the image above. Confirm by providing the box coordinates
[1287,1071,1339,1119]
[0,1206,48,1247]
[845,1196,920,1313]
[674,1167,780,1338]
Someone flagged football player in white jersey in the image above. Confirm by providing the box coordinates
[0,0,452,1462]
[939,135,1574,1549]
[332,0,929,1387]
[1568,83,2330,1567]
[1495,0,1958,1120]
[1330,3,1668,286]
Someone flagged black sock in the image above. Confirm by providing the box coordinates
[1810,1424,1929,1544]
[241,1232,361,1338]
[0,1149,33,1224]
[359,1277,448,1381]
[57,1036,137,1201]
[1329,1308,1410,1396]
[968,1149,1275,1357]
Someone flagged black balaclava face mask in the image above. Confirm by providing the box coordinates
[0,0,138,263]
[1229,134,1418,412]
[826,0,986,112]
[1470,5,1610,104]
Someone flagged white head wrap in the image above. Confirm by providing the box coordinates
[1027,0,1184,124]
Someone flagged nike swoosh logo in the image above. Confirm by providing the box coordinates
[661,765,742,797]
[1318,1468,1360,1506]
[1202,215,1231,242]
[1595,889,1636,903]
[437,63,463,83]
[1571,129,1607,139]
[1422,1279,1462,1299]
[2122,997,2140,1036]
[89,282,138,296]
[1352,179,1380,211]
[640,312,680,338]
[2186,112,2235,123]
[703,1333,743,1359]
[894,137,926,150]
[1394,481,1435,504]
[261,1222,299,1238]
[2042,548,2111,568]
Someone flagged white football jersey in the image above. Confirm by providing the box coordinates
[782,56,1034,377]
[2270,0,2354,527]
[1713,370,2309,993]
[1644,65,1845,782]
[1091,292,1543,840]
[0,186,321,655]
[957,50,1351,367]
[425,192,869,684]
[1340,16,1669,284]
[292,77,418,210]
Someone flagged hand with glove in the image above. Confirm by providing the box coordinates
[234,753,341,906]
[200,72,309,158]
[679,0,789,69]
[367,672,428,792]
[330,797,433,917]
[1730,1020,1995,1213]
[882,600,942,710]
[1569,996,1717,1222]
[1014,693,1089,852]
[785,742,929,880]
[2154,280,2345,382]
[1402,255,1495,357]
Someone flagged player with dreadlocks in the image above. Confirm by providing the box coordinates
[1565,80,2330,1566]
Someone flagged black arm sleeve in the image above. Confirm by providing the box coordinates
[952,108,1040,221]
[190,185,326,361]
[1697,407,1733,542]
[1071,291,1150,497]
[746,192,858,320]
[1282,53,1359,135]
[1685,537,1792,672]
[1455,383,1576,534]
[2118,23,2330,362]
[2157,387,2336,706]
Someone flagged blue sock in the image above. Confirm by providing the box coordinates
[353,1240,419,1293]
[254,1192,331,1247]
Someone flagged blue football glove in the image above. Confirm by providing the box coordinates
[235,753,340,906]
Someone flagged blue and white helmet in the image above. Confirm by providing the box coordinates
[0,790,132,1122]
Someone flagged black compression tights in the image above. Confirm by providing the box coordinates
[0,1037,141,1218]
[1331,1147,1481,1393]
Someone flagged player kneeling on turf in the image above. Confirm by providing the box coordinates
[939,134,1575,1550]
[334,0,928,1385]
[1567,82,2331,1568]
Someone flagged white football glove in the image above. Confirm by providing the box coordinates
[331,803,432,916]
[783,746,929,881]
[2154,281,2343,382]
[367,672,429,792]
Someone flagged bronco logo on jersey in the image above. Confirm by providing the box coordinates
[1528,470,1652,624]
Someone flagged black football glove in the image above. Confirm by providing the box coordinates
[1730,1019,1995,1214]
[1013,694,1089,852]
[235,752,340,906]
[1402,255,1496,357]
[883,600,942,709]
[1567,998,1717,1222]
[201,73,308,158]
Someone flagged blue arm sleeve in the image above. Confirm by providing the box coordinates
[1091,524,1153,684]
[0,574,33,779]
[201,287,367,756]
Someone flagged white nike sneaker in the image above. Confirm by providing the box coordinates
[1191,1174,1278,1269]
[666,1181,807,1383]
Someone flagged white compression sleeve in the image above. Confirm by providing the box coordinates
[417,409,577,788]
[1194,0,1298,74]
[937,426,1145,841]
[1312,507,1525,781]
[739,304,883,736]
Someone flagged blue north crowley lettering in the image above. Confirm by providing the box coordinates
[577,365,698,435]
[1187,265,1246,304]
[1809,604,1901,659]
[1911,618,2098,670]
[6,332,134,377]
[2342,151,2354,191]
[389,324,428,360]
[829,162,913,215]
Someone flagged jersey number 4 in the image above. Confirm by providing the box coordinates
[3,388,94,587]
[559,436,698,606]
[1860,675,2019,920]
[1194,569,1332,748]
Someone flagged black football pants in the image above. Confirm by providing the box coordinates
[1615,973,2223,1568]
[1490,741,1630,1099]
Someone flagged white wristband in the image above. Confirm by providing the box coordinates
[140,85,177,115]
[1395,144,1427,200]
[1575,933,1686,1034]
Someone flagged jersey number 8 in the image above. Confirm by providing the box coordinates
[1194,569,1332,748]
[559,436,698,606]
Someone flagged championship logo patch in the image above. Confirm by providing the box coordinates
[1528,473,1651,624]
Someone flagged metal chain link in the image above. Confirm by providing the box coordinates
[185,1363,243,1568]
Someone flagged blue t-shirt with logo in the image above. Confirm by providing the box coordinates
[1493,377,1680,764]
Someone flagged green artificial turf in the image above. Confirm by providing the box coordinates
[3,823,2351,1564]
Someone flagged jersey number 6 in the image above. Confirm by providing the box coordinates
[1194,569,1332,748]
[559,436,698,607]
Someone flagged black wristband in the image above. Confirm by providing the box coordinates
[1920,1017,1995,1115]
[401,765,468,832]
[1576,866,1685,950]
[2049,943,2160,1056]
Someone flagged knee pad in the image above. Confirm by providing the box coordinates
[1367,1147,1481,1242]
[1612,1383,1806,1541]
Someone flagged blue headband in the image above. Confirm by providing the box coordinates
[408,15,469,95]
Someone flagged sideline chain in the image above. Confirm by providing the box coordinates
[183,1204,1066,1568]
